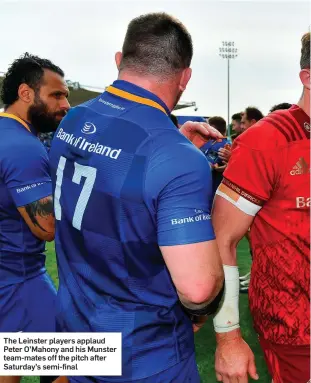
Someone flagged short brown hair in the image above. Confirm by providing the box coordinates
[120,13,193,76]
[300,32,310,69]
[245,107,264,122]
[208,116,227,135]
[231,112,242,122]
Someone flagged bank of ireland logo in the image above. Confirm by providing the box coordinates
[82,122,96,134]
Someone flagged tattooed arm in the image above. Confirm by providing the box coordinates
[18,196,55,242]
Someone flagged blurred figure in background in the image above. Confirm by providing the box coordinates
[218,107,264,181]
[176,115,206,129]
[269,102,292,113]
[200,116,230,195]
[240,106,264,131]
[231,112,243,141]
[39,132,54,151]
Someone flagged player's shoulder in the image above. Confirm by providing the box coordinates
[0,117,45,155]
[236,113,291,151]
[238,105,309,150]
[264,105,308,143]
[0,115,23,137]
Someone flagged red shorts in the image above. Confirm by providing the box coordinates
[259,337,310,383]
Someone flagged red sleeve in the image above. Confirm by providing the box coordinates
[223,123,284,203]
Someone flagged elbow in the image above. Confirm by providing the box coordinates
[34,229,55,242]
[204,271,225,303]
[41,222,55,242]
[182,271,224,305]
[210,271,225,302]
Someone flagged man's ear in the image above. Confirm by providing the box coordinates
[18,83,34,104]
[251,119,257,126]
[300,69,310,90]
[115,52,123,70]
[179,67,192,92]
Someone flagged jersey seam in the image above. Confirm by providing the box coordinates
[142,135,157,218]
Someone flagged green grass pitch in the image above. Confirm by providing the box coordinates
[22,238,270,383]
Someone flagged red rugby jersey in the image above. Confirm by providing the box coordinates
[221,105,310,345]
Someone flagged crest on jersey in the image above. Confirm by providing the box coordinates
[304,122,310,132]
[82,122,97,135]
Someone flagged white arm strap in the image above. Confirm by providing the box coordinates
[213,265,240,333]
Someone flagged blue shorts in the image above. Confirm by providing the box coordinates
[0,272,57,332]
[68,354,200,383]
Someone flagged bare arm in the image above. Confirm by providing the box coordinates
[18,196,55,242]
[161,240,224,308]
[212,196,254,266]
[210,121,279,382]
[212,195,258,382]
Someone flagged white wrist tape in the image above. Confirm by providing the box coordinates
[213,265,240,333]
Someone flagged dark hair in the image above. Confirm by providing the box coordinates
[231,112,242,122]
[170,114,179,128]
[1,52,65,107]
[245,107,264,122]
[269,103,292,113]
[208,116,227,135]
[120,13,193,76]
[300,32,310,70]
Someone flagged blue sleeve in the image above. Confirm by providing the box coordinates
[1,140,52,207]
[201,139,229,166]
[146,142,215,246]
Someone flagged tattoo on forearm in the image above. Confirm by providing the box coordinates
[25,197,54,232]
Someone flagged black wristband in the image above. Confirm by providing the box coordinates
[182,282,225,318]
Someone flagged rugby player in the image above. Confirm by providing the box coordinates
[49,12,224,383]
[231,112,243,141]
[212,32,310,383]
[240,106,264,131]
[218,107,264,165]
[269,102,292,113]
[0,53,69,383]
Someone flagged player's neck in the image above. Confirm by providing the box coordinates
[117,72,176,112]
[5,103,30,124]
[297,88,310,117]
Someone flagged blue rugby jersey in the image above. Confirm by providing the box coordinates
[49,80,215,381]
[0,113,52,286]
[201,137,230,166]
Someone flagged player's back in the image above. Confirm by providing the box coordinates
[0,115,47,286]
[49,81,213,380]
